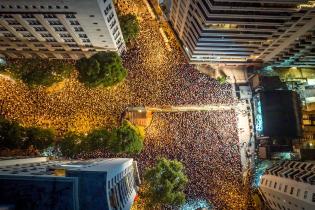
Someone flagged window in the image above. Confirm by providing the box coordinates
[110,19,116,29]
[49,20,62,25]
[27,20,41,25]
[79,34,87,38]
[59,33,71,38]
[284,185,288,193]
[104,4,112,15]
[274,182,277,189]
[290,187,294,195]
[64,38,75,42]
[43,14,56,18]
[107,12,114,22]
[304,191,308,199]
[54,27,66,31]
[312,193,315,202]
[269,181,272,187]
[14,27,26,31]
[65,14,75,19]
[89,15,95,17]
[70,20,80,25]
[279,183,282,191]
[6,20,20,25]
[45,38,56,42]
[297,189,300,197]
[23,33,33,37]
[64,6,68,9]
[265,180,268,186]
[74,27,83,32]
[34,27,46,31]
[261,178,265,185]
[22,14,34,18]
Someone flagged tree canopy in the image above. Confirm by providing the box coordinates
[118,13,140,43]
[144,158,188,206]
[0,116,55,151]
[110,120,144,154]
[58,132,84,158]
[0,59,73,87]
[76,52,127,87]
[58,120,144,157]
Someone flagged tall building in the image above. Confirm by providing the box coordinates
[0,157,140,210]
[259,160,315,210]
[0,0,125,60]
[169,0,315,66]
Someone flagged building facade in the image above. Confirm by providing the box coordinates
[0,157,140,210]
[0,0,125,60]
[259,160,315,210]
[169,0,315,66]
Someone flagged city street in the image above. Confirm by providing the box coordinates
[0,0,253,209]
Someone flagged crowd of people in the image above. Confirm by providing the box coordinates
[0,0,251,208]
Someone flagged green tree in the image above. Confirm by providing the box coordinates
[0,116,23,149]
[144,158,188,206]
[216,76,227,84]
[0,59,73,87]
[118,13,140,43]
[83,128,111,151]
[110,120,143,154]
[58,132,85,158]
[76,52,127,87]
[23,127,55,150]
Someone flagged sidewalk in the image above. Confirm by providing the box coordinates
[235,100,256,178]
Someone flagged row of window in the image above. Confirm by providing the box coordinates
[109,169,135,210]
[0,5,69,10]
[1,14,75,19]
[261,178,315,202]
[265,195,306,210]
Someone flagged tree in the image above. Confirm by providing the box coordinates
[76,52,127,87]
[23,127,55,150]
[110,120,144,154]
[0,117,55,152]
[58,132,85,158]
[83,128,111,151]
[144,158,188,206]
[118,13,140,43]
[0,59,73,87]
[0,116,23,149]
[216,75,229,84]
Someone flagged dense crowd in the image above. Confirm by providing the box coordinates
[0,0,250,208]
[80,111,249,209]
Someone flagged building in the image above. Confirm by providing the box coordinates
[0,157,140,210]
[252,89,302,159]
[0,0,125,60]
[168,0,315,66]
[259,160,315,210]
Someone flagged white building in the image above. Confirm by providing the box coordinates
[0,157,140,210]
[169,0,315,66]
[0,0,125,60]
[259,160,315,210]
